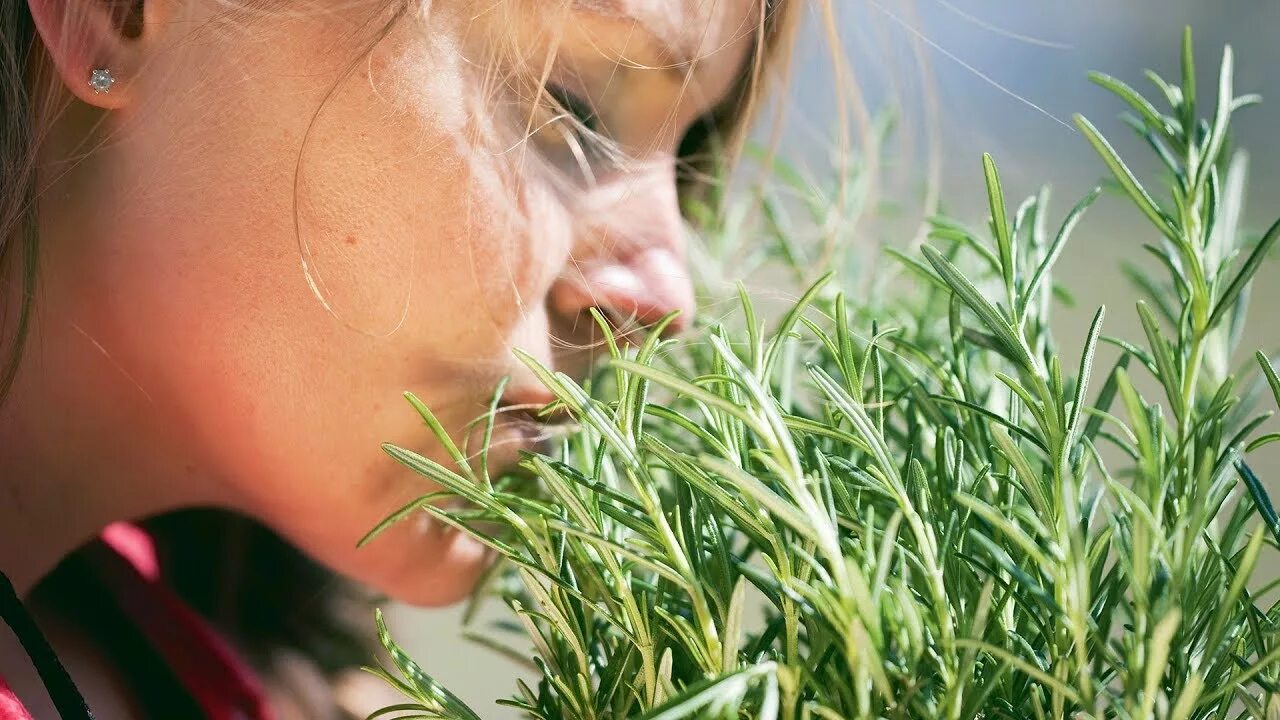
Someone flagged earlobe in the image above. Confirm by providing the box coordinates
[26,0,150,109]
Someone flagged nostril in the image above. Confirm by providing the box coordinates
[555,248,696,341]
[595,303,689,340]
[586,302,686,348]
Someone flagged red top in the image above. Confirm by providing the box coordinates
[0,677,32,720]
[0,523,275,720]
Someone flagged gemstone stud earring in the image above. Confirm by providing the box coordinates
[88,68,115,94]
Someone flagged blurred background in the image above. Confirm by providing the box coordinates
[388,2,1280,713]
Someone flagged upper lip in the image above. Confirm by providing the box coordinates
[498,385,574,427]
[466,386,572,477]
[497,385,557,414]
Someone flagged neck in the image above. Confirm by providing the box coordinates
[0,365,213,598]
[1,109,222,597]
[0,417,162,596]
[0,474,86,597]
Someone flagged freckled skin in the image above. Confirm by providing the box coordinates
[0,0,756,606]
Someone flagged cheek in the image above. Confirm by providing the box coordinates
[293,18,572,350]
[104,18,564,398]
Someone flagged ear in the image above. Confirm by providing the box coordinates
[26,0,166,110]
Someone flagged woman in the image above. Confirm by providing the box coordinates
[0,0,799,716]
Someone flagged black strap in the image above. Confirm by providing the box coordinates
[0,569,95,719]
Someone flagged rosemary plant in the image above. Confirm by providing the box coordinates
[366,30,1280,719]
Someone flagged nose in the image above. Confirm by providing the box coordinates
[548,166,696,341]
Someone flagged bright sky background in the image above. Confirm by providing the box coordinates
[791,0,1280,217]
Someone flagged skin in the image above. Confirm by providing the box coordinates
[0,0,759,710]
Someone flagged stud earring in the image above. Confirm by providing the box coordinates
[88,68,115,94]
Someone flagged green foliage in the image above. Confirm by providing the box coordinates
[368,30,1280,719]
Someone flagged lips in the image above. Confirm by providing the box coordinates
[464,385,573,478]
[496,385,558,416]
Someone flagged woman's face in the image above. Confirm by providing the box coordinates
[13,0,756,603]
